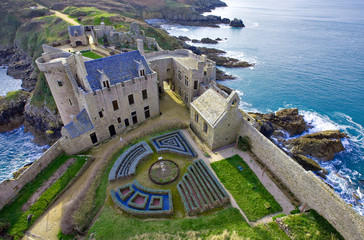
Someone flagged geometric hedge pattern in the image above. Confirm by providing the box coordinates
[110,180,173,217]
[177,159,230,216]
[108,141,153,181]
[150,130,197,157]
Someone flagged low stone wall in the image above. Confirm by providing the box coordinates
[0,140,63,210]
[239,118,364,240]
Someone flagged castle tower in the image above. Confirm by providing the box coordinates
[36,48,81,125]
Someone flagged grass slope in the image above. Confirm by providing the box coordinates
[282,210,344,240]
[81,51,102,59]
[211,155,282,221]
[89,206,289,240]
[0,154,87,239]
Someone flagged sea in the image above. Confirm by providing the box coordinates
[159,0,364,215]
[0,67,45,182]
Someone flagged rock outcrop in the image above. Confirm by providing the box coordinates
[24,103,63,145]
[0,90,30,132]
[229,18,245,28]
[0,46,37,91]
[251,108,307,137]
[284,130,347,161]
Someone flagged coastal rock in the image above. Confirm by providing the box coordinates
[230,18,245,28]
[293,154,323,172]
[284,130,347,161]
[251,108,307,136]
[200,37,218,44]
[0,46,37,91]
[223,60,253,68]
[222,18,230,24]
[0,90,30,132]
[24,102,63,145]
[178,36,191,41]
[216,68,236,81]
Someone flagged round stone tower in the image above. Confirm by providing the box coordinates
[36,51,80,125]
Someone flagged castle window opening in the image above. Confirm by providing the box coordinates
[178,70,182,81]
[184,92,188,103]
[124,118,130,127]
[142,89,148,100]
[69,99,72,106]
[90,132,98,144]
[185,76,189,87]
[140,69,145,76]
[99,111,103,118]
[117,117,121,123]
[144,106,150,119]
[203,122,208,133]
[128,94,135,105]
[178,86,182,96]
[103,80,110,88]
[57,81,63,87]
[112,100,119,111]
[195,112,199,123]
[131,111,138,124]
[194,80,198,90]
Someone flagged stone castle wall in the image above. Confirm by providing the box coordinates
[239,117,364,240]
[0,140,63,210]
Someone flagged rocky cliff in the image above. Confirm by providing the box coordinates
[0,90,30,132]
[24,103,63,145]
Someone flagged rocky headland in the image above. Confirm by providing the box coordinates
[249,108,347,173]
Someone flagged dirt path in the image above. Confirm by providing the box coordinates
[23,89,189,240]
[50,9,79,26]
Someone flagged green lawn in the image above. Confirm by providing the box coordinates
[282,210,344,240]
[81,51,102,59]
[88,206,289,240]
[0,154,88,239]
[211,155,282,221]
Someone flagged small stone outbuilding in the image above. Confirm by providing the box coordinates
[190,86,243,150]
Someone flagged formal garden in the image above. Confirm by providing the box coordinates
[46,129,343,239]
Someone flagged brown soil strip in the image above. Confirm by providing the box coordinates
[22,158,76,211]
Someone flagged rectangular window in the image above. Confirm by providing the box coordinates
[144,106,150,119]
[112,100,119,111]
[131,111,138,124]
[142,89,148,100]
[178,70,182,81]
[204,122,208,133]
[140,69,145,76]
[128,94,134,105]
[178,86,182,97]
[194,80,198,90]
[117,117,121,123]
[58,81,63,87]
[184,92,188,103]
[124,118,130,127]
[103,81,106,88]
[185,75,189,86]
[195,112,199,123]
[99,111,103,118]
[90,132,98,144]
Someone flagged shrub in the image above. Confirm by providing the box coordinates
[238,136,251,151]
[272,213,286,221]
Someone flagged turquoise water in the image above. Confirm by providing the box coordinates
[0,68,46,182]
[0,67,22,96]
[162,0,364,214]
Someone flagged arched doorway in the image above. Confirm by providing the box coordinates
[75,41,83,46]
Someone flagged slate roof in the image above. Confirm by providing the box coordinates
[191,89,228,128]
[84,51,152,91]
[68,25,84,37]
[64,108,94,139]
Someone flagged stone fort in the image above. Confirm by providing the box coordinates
[31,24,364,239]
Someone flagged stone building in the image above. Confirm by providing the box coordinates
[190,85,243,150]
[145,49,216,107]
[68,25,89,47]
[36,45,159,153]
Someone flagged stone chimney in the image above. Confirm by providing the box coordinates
[137,39,145,56]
